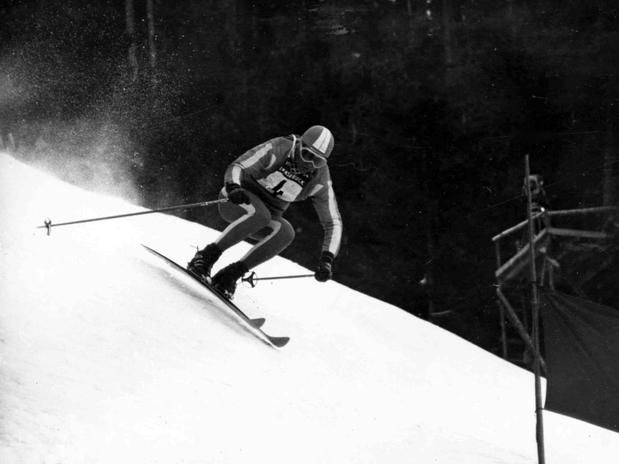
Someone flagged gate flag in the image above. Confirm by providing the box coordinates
[542,291,619,433]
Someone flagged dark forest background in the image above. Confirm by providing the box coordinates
[1,0,618,356]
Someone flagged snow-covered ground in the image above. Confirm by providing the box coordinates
[1,152,617,463]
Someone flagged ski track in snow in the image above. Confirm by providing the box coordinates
[0,152,618,463]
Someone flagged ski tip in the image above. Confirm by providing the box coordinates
[269,336,290,348]
[249,318,266,329]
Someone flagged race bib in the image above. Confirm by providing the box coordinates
[258,171,303,201]
[258,159,312,201]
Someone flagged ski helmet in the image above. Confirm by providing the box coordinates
[301,125,334,159]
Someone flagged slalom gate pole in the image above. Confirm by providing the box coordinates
[525,155,546,464]
[242,272,314,287]
[37,198,228,235]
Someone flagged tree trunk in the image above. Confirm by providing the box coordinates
[441,0,454,68]
[406,0,416,45]
[422,152,438,320]
[146,0,157,74]
[602,117,617,206]
[506,0,516,41]
[425,211,437,319]
[125,0,138,81]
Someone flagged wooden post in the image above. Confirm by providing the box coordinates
[495,241,508,359]
[498,296,508,359]
[495,288,546,372]
[525,155,546,464]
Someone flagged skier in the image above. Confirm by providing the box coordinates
[188,125,343,298]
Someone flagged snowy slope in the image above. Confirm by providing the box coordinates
[1,152,618,464]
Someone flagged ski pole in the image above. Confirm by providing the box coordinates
[38,198,228,235]
[242,271,315,288]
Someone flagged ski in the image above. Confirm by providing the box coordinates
[142,244,290,348]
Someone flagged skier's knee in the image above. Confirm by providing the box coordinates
[279,219,295,247]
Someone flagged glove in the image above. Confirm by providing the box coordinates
[315,251,334,282]
[225,182,251,205]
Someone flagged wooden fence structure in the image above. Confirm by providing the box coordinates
[493,201,616,366]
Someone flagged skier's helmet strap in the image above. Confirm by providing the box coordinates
[301,125,334,159]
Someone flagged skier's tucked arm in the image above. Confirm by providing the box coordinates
[222,140,281,204]
[312,180,343,282]
[224,139,284,185]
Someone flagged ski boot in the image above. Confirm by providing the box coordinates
[211,261,249,299]
[187,243,222,282]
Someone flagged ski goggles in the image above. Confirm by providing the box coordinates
[299,145,328,169]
